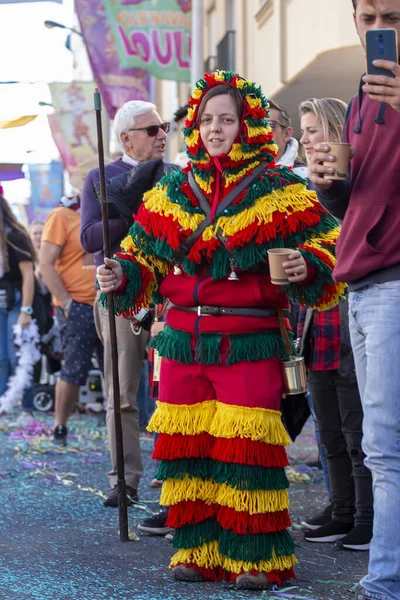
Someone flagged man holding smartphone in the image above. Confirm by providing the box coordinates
[309,2,400,600]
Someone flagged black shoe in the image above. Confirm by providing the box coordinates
[103,485,138,507]
[304,519,353,543]
[354,584,373,600]
[301,504,332,530]
[336,524,372,551]
[137,509,174,535]
[53,424,68,446]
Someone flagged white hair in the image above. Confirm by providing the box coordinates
[113,100,157,147]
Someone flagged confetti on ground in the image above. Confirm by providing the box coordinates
[0,412,368,600]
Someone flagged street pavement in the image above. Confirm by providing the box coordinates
[0,412,368,600]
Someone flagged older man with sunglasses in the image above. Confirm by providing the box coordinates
[80,100,169,507]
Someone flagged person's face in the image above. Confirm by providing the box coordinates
[267,108,293,161]
[30,223,44,253]
[300,112,326,160]
[354,0,400,55]
[199,94,240,157]
[120,110,167,162]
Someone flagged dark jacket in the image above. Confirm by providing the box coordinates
[80,159,132,267]
[102,158,179,227]
[317,82,400,284]
[80,158,178,267]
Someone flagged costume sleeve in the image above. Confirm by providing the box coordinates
[99,183,176,317]
[284,209,347,311]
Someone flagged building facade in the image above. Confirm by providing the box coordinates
[158,0,364,156]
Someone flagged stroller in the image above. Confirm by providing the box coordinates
[32,286,106,413]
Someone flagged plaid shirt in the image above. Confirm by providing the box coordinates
[297,305,342,371]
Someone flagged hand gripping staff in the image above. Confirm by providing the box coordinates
[94,89,129,542]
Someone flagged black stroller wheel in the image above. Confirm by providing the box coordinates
[33,385,55,412]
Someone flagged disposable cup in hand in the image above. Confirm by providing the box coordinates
[267,248,293,285]
[323,143,351,181]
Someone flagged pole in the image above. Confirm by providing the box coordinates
[191,0,204,89]
[94,89,129,542]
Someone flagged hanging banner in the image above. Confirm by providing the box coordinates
[75,0,150,119]
[0,0,62,3]
[26,162,64,223]
[48,82,100,180]
[104,0,191,83]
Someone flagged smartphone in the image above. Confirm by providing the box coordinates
[366,29,399,78]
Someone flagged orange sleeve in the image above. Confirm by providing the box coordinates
[42,208,69,247]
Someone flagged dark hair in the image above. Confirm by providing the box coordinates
[352,0,356,9]
[267,99,292,129]
[0,195,37,270]
[197,84,244,124]
[174,104,190,123]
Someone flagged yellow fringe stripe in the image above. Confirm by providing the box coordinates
[313,281,348,312]
[245,95,262,109]
[191,88,203,100]
[147,400,290,446]
[201,183,316,241]
[120,233,136,254]
[303,239,336,267]
[170,541,298,574]
[224,161,261,187]
[147,400,215,435]
[160,476,289,514]
[143,185,205,232]
[119,235,170,279]
[185,128,200,148]
[195,174,214,195]
[228,144,266,162]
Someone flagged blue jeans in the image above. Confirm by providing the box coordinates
[349,283,400,600]
[0,290,34,411]
[307,390,331,500]
[137,360,154,429]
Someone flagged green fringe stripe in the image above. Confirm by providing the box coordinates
[98,257,142,316]
[149,325,193,364]
[218,527,296,563]
[172,519,296,563]
[195,333,222,364]
[156,458,289,492]
[227,330,295,365]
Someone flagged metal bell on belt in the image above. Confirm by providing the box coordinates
[228,258,239,281]
[173,264,182,275]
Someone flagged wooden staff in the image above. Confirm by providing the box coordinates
[94,89,129,542]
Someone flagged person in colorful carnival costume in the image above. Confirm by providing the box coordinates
[97,71,346,590]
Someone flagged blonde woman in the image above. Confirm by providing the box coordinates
[298,98,373,552]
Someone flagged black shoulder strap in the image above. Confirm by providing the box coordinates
[173,162,266,263]
[299,308,315,357]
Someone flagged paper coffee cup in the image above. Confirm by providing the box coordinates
[267,248,293,285]
[323,143,351,181]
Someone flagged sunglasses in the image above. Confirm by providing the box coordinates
[266,119,287,131]
[128,122,170,137]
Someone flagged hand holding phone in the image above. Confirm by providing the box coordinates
[363,28,400,112]
[366,29,399,78]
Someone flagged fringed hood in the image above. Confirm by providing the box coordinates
[184,70,280,194]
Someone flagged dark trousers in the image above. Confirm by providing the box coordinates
[308,370,373,526]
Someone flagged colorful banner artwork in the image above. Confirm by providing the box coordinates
[26,162,64,223]
[48,82,101,181]
[75,0,150,119]
[104,0,191,83]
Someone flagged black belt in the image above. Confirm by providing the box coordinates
[171,304,290,318]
